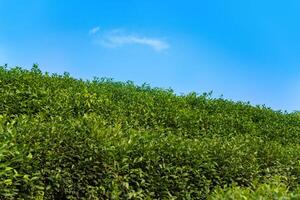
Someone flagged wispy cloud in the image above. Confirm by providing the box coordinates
[89,26,100,35]
[90,28,169,52]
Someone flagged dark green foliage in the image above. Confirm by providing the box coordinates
[0,65,300,199]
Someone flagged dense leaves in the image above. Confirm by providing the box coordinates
[0,65,300,199]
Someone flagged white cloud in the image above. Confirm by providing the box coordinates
[104,35,169,51]
[89,26,100,35]
[90,28,169,52]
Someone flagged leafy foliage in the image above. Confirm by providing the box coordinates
[209,176,300,200]
[0,65,300,199]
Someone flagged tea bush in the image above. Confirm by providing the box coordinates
[209,176,300,200]
[1,65,300,199]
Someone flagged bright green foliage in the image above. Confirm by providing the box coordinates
[209,176,300,200]
[0,65,300,199]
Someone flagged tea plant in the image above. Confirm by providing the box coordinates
[0,65,300,199]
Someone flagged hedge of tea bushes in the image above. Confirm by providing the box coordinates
[209,176,300,200]
[1,65,300,199]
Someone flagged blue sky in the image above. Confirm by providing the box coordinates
[0,0,300,111]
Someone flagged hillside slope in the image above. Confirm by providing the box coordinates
[1,65,300,199]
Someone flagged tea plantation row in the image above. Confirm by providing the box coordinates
[1,65,300,199]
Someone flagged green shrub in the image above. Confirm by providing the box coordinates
[0,65,300,199]
[209,176,300,200]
